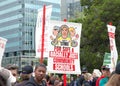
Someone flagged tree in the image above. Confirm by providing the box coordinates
[71,0,120,72]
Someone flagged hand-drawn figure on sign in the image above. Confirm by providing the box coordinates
[69,27,79,47]
[50,25,79,47]
[57,24,71,47]
[50,26,60,46]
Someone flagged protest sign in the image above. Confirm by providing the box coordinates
[47,20,82,74]
[0,37,7,67]
[35,5,52,58]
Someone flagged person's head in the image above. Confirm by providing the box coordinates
[84,73,93,81]
[0,68,8,86]
[34,63,47,82]
[20,65,33,80]
[81,67,88,74]
[92,69,101,78]
[60,25,69,38]
[69,27,76,37]
[0,67,16,86]
[54,80,62,86]
[5,64,18,78]
[101,65,111,77]
[53,26,60,36]
[45,74,50,82]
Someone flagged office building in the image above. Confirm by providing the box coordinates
[0,0,61,67]
[61,0,83,20]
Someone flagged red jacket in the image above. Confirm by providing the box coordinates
[95,75,105,86]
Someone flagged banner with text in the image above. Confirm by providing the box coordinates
[0,37,7,67]
[107,24,118,71]
[47,20,82,74]
[35,5,52,58]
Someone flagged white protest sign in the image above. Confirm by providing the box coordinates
[107,25,118,71]
[0,37,7,67]
[47,20,82,74]
[35,5,52,58]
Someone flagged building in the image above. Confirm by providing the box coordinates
[61,0,83,20]
[0,0,61,68]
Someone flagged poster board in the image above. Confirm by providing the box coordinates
[47,20,82,74]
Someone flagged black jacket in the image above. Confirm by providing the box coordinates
[15,80,28,86]
[25,76,46,86]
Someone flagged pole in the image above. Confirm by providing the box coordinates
[40,5,46,63]
[63,18,67,86]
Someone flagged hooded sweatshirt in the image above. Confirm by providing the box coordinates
[25,76,46,86]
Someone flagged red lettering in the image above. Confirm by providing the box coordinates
[0,43,5,49]
[62,47,70,52]
[109,32,115,38]
[54,46,61,51]
[53,64,75,71]
[110,45,114,51]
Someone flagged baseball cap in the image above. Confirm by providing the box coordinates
[53,26,59,30]
[81,67,88,73]
[101,65,110,71]
[22,65,33,74]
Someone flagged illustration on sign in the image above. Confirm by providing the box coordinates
[50,25,79,47]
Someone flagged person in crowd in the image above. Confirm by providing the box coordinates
[6,64,18,85]
[95,65,109,86]
[106,62,120,86]
[105,73,119,86]
[44,74,50,86]
[0,67,17,86]
[0,68,9,86]
[48,74,61,86]
[0,74,7,86]
[92,69,101,86]
[76,67,88,86]
[99,65,111,86]
[25,63,47,86]
[69,76,77,86]
[82,73,93,86]
[6,64,18,79]
[15,65,33,86]
[54,79,62,86]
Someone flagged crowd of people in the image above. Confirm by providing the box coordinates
[0,62,120,86]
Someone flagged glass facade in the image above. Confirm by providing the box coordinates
[0,0,61,67]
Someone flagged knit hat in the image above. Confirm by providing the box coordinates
[115,62,120,74]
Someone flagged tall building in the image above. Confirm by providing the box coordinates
[0,0,61,67]
[61,0,83,20]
